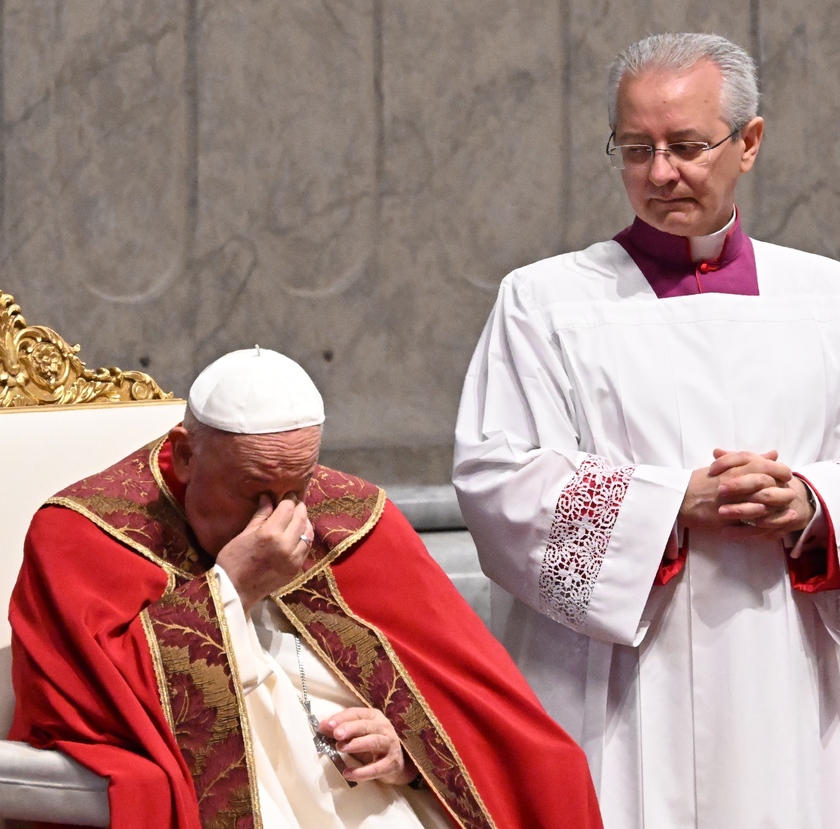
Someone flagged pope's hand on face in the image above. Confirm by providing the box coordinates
[215,494,313,613]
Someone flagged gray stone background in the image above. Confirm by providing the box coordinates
[2,0,838,486]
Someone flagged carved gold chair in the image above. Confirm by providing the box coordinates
[0,291,186,827]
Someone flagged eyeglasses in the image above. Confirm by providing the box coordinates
[606,127,741,170]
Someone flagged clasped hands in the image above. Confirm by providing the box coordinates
[680,448,815,537]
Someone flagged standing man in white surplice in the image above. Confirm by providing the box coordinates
[454,32,840,829]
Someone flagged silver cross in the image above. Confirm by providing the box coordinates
[299,698,357,787]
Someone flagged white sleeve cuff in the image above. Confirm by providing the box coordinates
[583,464,691,646]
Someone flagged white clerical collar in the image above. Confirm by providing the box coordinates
[689,209,736,262]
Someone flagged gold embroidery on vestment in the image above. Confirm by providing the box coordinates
[274,486,386,597]
[140,608,176,734]
[207,571,263,829]
[148,580,255,824]
[321,568,495,829]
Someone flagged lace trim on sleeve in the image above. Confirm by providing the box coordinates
[539,454,635,629]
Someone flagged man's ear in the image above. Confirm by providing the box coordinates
[740,116,764,173]
[168,425,194,485]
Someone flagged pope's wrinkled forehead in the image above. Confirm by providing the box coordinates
[188,347,325,436]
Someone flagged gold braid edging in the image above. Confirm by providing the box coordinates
[206,571,263,829]
[273,486,387,597]
[44,496,188,586]
[140,608,177,734]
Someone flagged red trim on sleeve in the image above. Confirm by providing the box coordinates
[787,475,840,593]
[654,528,688,586]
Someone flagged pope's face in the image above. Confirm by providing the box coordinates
[614,59,763,237]
[171,425,321,557]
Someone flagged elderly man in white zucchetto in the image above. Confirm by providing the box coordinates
[10,347,603,829]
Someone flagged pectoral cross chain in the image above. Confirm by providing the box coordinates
[295,636,357,787]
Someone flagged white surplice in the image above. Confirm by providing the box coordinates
[214,567,448,829]
[454,237,840,829]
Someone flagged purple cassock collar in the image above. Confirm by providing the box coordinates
[613,212,759,298]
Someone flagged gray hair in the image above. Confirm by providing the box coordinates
[181,404,216,445]
[607,33,759,131]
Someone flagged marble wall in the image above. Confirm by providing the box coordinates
[2,1,839,483]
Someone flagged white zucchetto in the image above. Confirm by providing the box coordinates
[188,347,325,434]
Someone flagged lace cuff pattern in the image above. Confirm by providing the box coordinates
[539,455,635,629]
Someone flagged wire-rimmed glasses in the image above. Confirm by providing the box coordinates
[606,127,741,170]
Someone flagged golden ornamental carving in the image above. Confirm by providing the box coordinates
[1,290,173,407]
